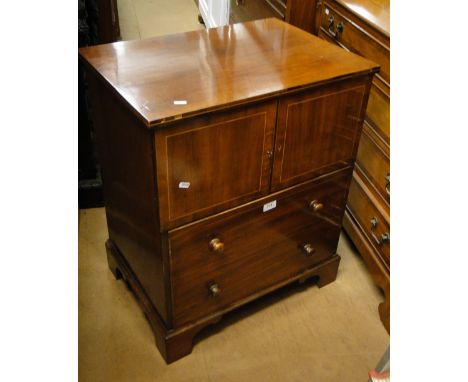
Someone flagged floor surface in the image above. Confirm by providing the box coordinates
[117,0,204,40]
[79,2,388,380]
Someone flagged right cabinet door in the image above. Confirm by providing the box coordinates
[271,77,370,191]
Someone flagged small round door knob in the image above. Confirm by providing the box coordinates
[209,283,221,297]
[309,200,324,212]
[302,243,316,256]
[209,238,224,253]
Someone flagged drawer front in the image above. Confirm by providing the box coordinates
[169,169,352,327]
[366,83,390,143]
[355,125,390,205]
[319,2,390,87]
[155,101,277,230]
[347,175,389,266]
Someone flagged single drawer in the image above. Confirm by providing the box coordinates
[169,169,352,327]
[319,2,390,87]
[347,175,390,266]
[366,83,390,143]
[355,126,390,205]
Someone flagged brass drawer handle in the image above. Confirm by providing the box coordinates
[370,217,390,246]
[385,173,390,195]
[309,200,324,212]
[300,243,316,256]
[209,238,224,254]
[209,283,221,297]
[328,16,344,38]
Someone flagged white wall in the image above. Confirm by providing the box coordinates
[199,0,230,28]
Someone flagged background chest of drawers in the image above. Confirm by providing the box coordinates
[79,18,378,363]
[316,0,390,332]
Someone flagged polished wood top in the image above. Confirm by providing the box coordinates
[79,18,378,127]
[335,0,389,36]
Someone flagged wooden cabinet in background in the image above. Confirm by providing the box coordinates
[79,0,121,209]
[317,0,390,333]
[79,18,378,363]
[227,0,320,34]
[98,0,121,44]
[285,0,321,34]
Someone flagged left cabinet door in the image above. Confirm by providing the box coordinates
[155,101,277,229]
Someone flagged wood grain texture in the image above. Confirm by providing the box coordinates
[105,239,222,364]
[354,124,390,205]
[154,101,277,230]
[347,174,389,267]
[271,75,371,191]
[169,169,352,326]
[106,234,343,363]
[87,72,170,323]
[319,1,389,88]
[78,17,378,127]
[334,0,389,36]
[365,83,390,143]
[318,0,390,333]
[342,210,389,333]
[82,17,378,363]
[285,0,319,34]
[80,208,389,379]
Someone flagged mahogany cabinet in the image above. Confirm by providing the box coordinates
[316,0,390,332]
[79,18,378,363]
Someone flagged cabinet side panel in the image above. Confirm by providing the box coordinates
[86,72,169,324]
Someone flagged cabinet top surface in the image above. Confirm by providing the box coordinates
[334,0,390,36]
[79,18,378,127]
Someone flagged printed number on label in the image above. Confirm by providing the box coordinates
[263,200,277,212]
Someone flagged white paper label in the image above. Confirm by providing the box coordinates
[178,182,190,189]
[173,100,188,105]
[263,200,277,212]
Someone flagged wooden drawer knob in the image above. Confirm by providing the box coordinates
[209,238,224,253]
[209,283,221,297]
[301,243,316,256]
[309,200,324,212]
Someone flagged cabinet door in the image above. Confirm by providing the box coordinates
[271,77,370,191]
[155,101,277,229]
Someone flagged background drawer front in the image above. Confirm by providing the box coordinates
[169,169,352,327]
[366,83,390,143]
[347,176,390,266]
[155,101,277,230]
[319,3,389,87]
[355,127,390,204]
